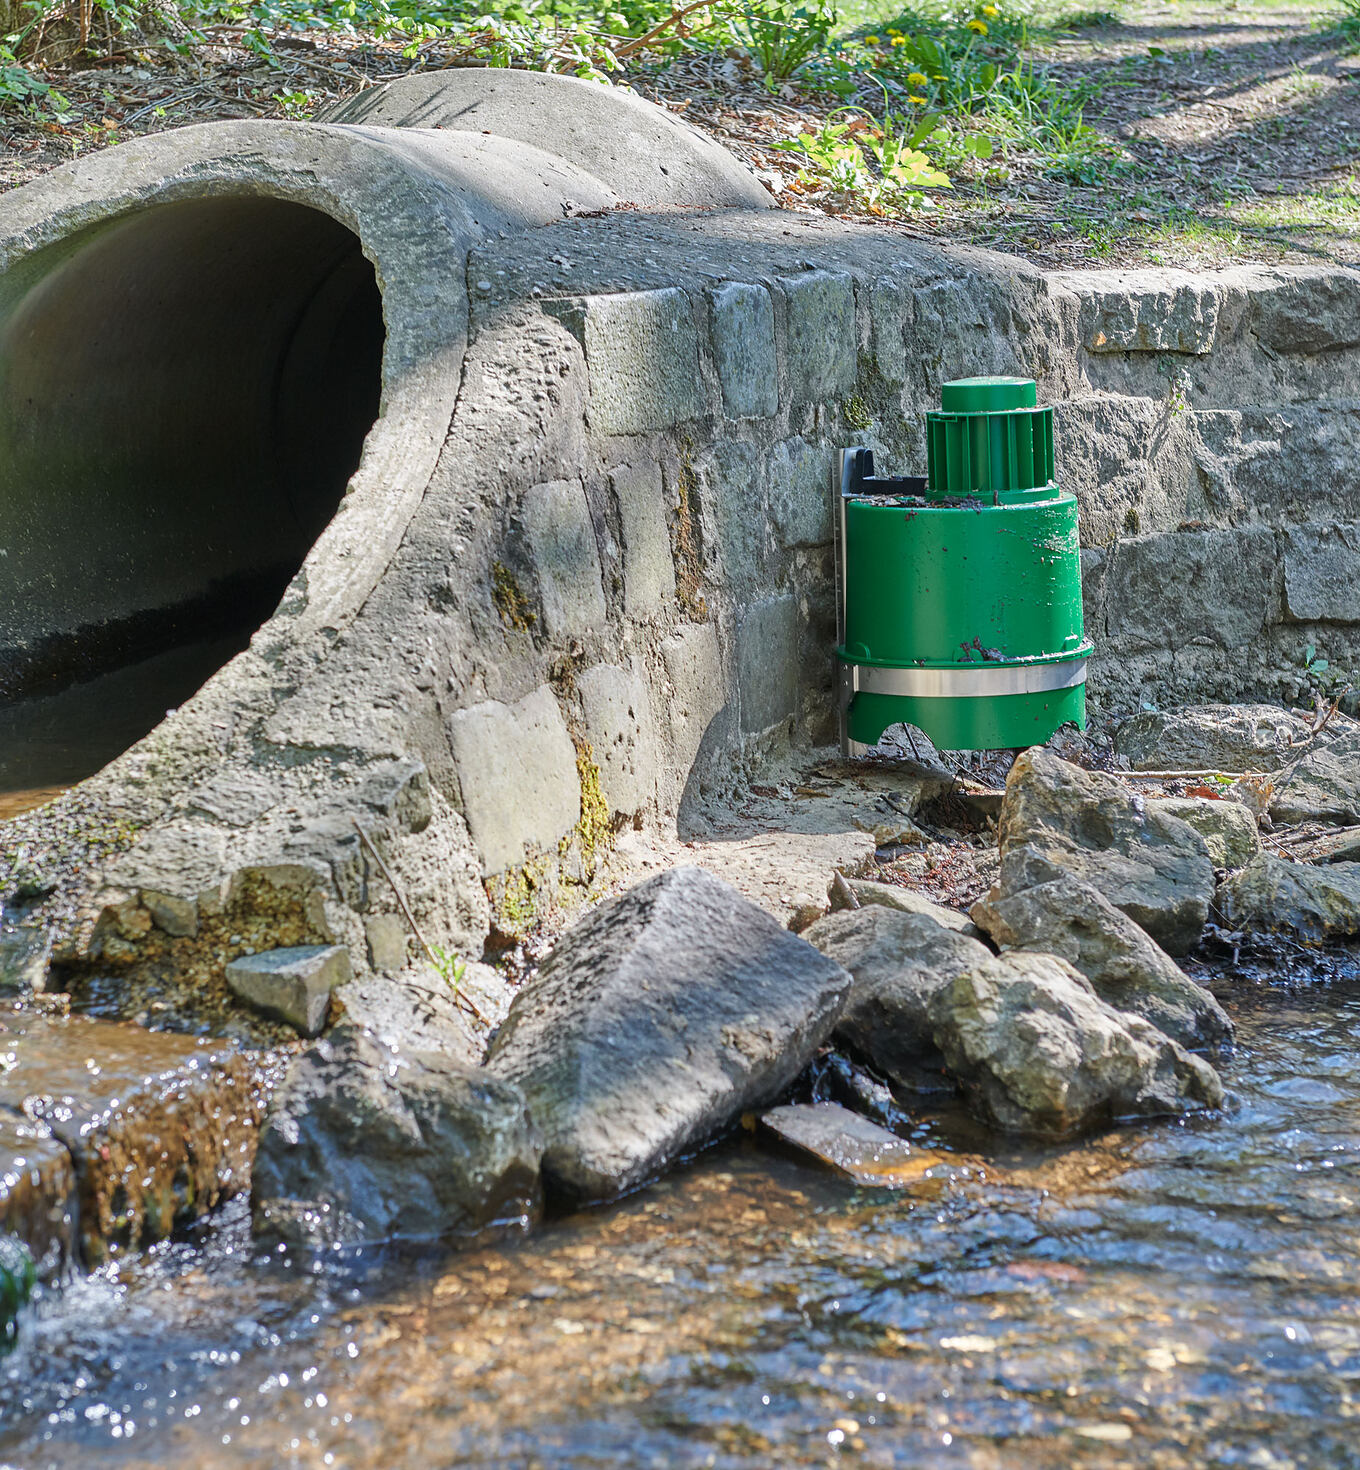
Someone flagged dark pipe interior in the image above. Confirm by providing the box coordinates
[0,196,384,794]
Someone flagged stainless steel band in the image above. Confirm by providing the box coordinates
[840,657,1088,700]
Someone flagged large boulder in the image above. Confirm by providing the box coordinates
[971,871,1232,1050]
[803,906,991,1086]
[485,867,849,1203]
[1270,731,1360,826]
[1147,796,1260,870]
[1217,854,1360,944]
[252,1025,542,1248]
[927,952,1224,1139]
[1114,704,1308,773]
[998,750,1215,955]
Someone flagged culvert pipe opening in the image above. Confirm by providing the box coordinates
[0,195,385,803]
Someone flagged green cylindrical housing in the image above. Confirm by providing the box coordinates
[837,376,1090,752]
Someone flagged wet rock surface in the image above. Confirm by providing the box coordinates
[0,1005,283,1266]
[804,906,991,1088]
[972,866,1233,1051]
[252,1023,541,1249]
[759,1101,948,1188]
[1270,730,1360,826]
[1217,853,1360,944]
[1114,704,1315,773]
[486,866,849,1203]
[927,951,1224,1139]
[998,750,1216,955]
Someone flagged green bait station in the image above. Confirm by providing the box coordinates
[835,376,1091,755]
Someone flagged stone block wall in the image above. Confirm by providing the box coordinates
[50,209,1360,979]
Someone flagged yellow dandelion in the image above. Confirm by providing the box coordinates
[908,94,929,104]
[982,2,998,13]
[890,35,907,45]
[966,17,988,33]
[865,32,880,43]
[906,70,928,84]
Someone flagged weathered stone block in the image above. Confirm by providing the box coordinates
[769,437,831,548]
[364,913,410,973]
[659,620,726,771]
[519,477,605,636]
[1106,527,1280,650]
[226,944,352,1036]
[448,685,581,873]
[699,439,770,586]
[575,288,704,435]
[609,461,675,617]
[1237,264,1360,353]
[578,661,656,818]
[869,272,914,384]
[780,270,857,404]
[737,595,799,734]
[1057,268,1220,354]
[708,281,778,418]
[1283,524,1360,622]
[1189,406,1360,522]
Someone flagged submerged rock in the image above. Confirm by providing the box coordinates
[927,951,1223,1138]
[1217,854,1360,944]
[252,1024,541,1249]
[1114,704,1309,773]
[486,866,849,1204]
[0,1009,281,1267]
[998,750,1215,955]
[804,906,991,1086]
[1270,731,1360,826]
[760,1102,947,1188]
[1148,796,1260,871]
[971,868,1232,1050]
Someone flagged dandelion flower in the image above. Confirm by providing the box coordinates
[906,70,928,84]
[966,17,988,33]
[890,35,907,45]
[908,94,928,104]
[983,2,998,13]
[865,32,880,43]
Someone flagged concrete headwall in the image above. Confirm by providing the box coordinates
[2,72,1358,999]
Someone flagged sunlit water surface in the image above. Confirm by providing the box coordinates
[3,970,1360,1469]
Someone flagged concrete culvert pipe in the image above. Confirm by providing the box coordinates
[0,195,384,705]
[0,79,771,802]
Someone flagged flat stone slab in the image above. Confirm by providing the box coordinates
[0,1005,285,1266]
[760,1102,948,1188]
[226,944,352,1036]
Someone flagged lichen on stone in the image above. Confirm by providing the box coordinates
[491,560,536,631]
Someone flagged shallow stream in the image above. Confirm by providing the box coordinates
[4,967,1360,1469]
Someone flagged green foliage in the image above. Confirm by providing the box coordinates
[774,107,950,211]
[429,943,469,994]
[0,1235,34,1351]
[732,0,835,82]
[1302,641,1352,703]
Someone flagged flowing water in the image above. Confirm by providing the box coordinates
[3,967,1360,1469]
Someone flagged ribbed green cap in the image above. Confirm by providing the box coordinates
[940,376,1037,414]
